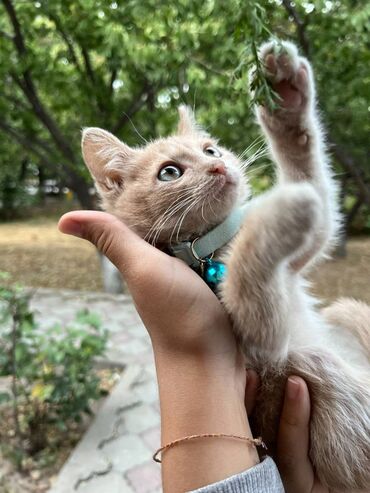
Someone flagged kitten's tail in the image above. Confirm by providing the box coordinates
[322,297,370,360]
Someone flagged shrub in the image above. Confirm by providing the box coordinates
[0,276,108,469]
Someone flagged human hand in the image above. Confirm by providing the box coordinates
[278,376,333,493]
[59,210,240,367]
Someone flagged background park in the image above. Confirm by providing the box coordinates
[0,1,369,492]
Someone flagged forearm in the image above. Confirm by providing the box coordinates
[154,350,260,493]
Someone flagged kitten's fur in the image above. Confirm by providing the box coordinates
[82,41,370,491]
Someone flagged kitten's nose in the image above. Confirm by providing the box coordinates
[208,162,227,176]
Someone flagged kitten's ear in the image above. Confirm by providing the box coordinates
[176,105,208,136]
[81,128,134,194]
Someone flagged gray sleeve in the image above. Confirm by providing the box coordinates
[189,457,285,493]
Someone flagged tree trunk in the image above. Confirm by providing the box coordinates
[68,173,95,209]
[98,253,125,294]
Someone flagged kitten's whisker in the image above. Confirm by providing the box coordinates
[207,192,218,219]
[169,182,210,244]
[149,192,200,246]
[245,162,272,177]
[241,143,268,163]
[201,197,208,223]
[145,188,200,240]
[240,148,269,170]
[145,197,190,244]
[172,194,204,244]
[147,201,191,245]
[240,141,267,159]
[161,184,201,198]
[237,137,266,160]
[120,111,148,144]
[155,196,196,245]
[240,155,268,172]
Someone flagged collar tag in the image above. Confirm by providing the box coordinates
[170,242,198,268]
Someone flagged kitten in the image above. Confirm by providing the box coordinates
[81,40,370,491]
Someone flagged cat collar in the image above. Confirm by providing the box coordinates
[168,203,249,288]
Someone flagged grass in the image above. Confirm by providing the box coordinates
[0,217,369,304]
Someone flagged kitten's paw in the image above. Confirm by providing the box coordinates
[256,40,315,131]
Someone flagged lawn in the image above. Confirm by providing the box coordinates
[0,217,369,305]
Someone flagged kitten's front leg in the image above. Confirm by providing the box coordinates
[220,182,321,363]
[255,41,339,269]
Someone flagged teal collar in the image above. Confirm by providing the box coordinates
[168,203,249,268]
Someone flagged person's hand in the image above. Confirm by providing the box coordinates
[59,211,240,369]
[278,376,332,493]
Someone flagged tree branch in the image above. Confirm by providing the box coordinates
[112,87,150,134]
[81,46,96,84]
[0,29,13,40]
[79,44,108,115]
[329,139,370,205]
[2,93,58,157]
[2,0,77,163]
[281,0,310,58]
[0,120,59,171]
[47,12,83,73]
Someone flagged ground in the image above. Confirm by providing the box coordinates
[0,217,103,291]
[0,218,369,304]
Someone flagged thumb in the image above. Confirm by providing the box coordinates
[58,210,156,280]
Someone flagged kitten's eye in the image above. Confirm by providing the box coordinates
[204,146,222,158]
[158,164,183,182]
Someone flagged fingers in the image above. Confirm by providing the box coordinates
[58,210,160,281]
[245,369,260,416]
[277,376,314,493]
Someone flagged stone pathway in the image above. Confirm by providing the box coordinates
[29,289,162,493]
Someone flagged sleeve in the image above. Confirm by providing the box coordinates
[189,457,285,493]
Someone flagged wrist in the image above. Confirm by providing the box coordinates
[154,346,247,404]
[153,350,259,492]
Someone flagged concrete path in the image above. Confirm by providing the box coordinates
[30,289,162,493]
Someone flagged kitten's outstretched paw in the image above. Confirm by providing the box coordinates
[256,40,315,132]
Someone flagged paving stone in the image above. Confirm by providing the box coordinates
[125,462,161,493]
[132,379,159,405]
[103,433,152,472]
[32,289,163,493]
[141,427,161,451]
[123,403,160,434]
[75,471,133,493]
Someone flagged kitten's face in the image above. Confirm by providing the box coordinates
[82,106,249,246]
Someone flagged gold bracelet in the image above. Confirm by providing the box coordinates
[153,433,267,463]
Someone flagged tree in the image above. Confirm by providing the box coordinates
[0,0,368,230]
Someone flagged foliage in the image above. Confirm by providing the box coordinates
[0,276,108,468]
[0,0,368,228]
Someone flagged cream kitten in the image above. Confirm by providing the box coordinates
[81,40,370,491]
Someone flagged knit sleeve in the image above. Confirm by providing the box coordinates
[189,457,285,493]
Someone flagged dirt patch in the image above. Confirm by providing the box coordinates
[0,219,369,304]
[0,219,103,291]
[309,238,370,305]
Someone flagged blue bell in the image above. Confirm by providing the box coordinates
[204,259,227,289]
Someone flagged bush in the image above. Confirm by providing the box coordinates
[0,276,108,469]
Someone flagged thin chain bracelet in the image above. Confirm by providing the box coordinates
[153,433,267,463]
